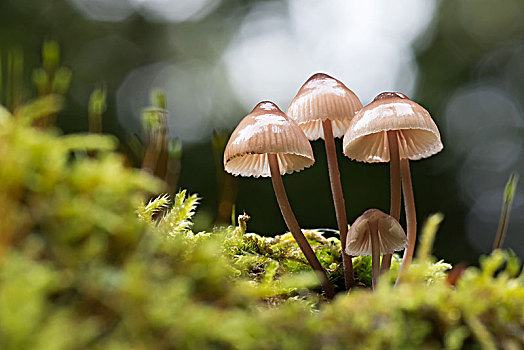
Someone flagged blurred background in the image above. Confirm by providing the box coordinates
[1,0,523,264]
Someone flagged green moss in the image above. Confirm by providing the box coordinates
[0,112,523,349]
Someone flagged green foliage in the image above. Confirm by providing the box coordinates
[150,89,167,110]
[168,138,182,160]
[493,172,519,250]
[157,190,200,235]
[1,49,25,110]
[88,87,107,117]
[139,89,177,189]
[33,40,72,96]
[137,193,171,222]
[88,86,107,134]
[13,94,64,124]
[0,114,523,349]
[0,105,10,124]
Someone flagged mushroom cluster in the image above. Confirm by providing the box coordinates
[224,73,443,298]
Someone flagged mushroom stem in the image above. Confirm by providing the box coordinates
[381,131,402,275]
[322,119,354,290]
[396,157,417,284]
[368,220,380,290]
[268,153,335,299]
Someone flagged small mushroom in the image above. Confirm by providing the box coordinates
[346,209,407,289]
[287,73,363,290]
[343,92,443,281]
[224,101,335,298]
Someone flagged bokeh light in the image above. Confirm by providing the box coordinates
[132,0,221,23]
[2,0,524,262]
[117,61,237,143]
[223,0,436,109]
[69,0,221,23]
[69,0,135,22]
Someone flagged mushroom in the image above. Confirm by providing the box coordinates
[224,101,335,298]
[342,92,443,280]
[346,209,407,289]
[287,73,363,290]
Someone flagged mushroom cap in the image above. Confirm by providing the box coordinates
[286,73,363,141]
[345,209,408,256]
[224,101,314,178]
[343,92,443,163]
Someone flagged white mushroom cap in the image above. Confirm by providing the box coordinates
[224,101,314,178]
[343,92,443,163]
[286,73,363,141]
[345,209,408,256]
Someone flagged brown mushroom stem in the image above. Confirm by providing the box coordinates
[368,219,380,290]
[322,119,354,290]
[381,131,402,275]
[396,157,417,283]
[268,153,335,299]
